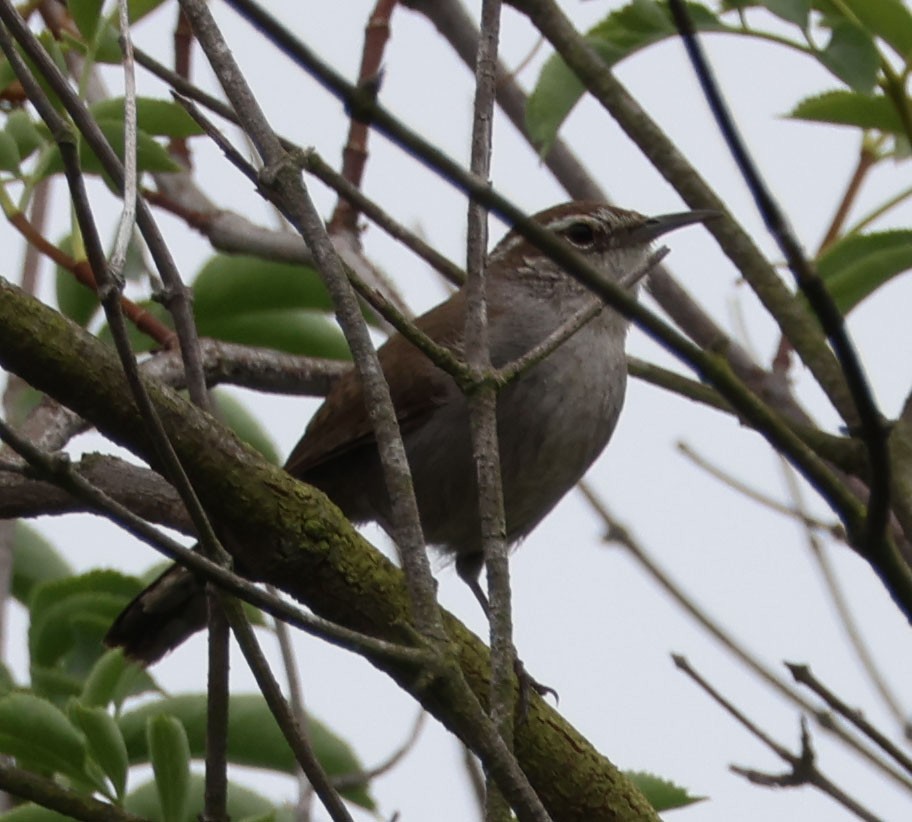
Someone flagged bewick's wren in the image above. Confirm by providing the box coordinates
[106,201,712,662]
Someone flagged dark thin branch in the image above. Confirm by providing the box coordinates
[0,0,229,567]
[674,657,882,822]
[465,2,518,819]
[0,418,430,669]
[204,0,912,623]
[579,481,912,791]
[302,151,465,286]
[177,0,446,639]
[328,0,398,233]
[787,663,912,776]
[0,760,145,822]
[667,0,891,557]
[223,596,356,822]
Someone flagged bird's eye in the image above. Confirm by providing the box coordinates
[562,222,597,248]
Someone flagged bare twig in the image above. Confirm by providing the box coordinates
[578,481,912,790]
[331,710,426,790]
[678,442,845,540]
[497,248,668,386]
[269,584,314,821]
[787,663,912,776]
[667,0,891,558]
[463,2,519,819]
[223,597,356,822]
[0,414,431,668]
[778,462,906,729]
[329,0,398,234]
[675,657,882,822]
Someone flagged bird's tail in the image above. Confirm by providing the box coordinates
[105,564,208,664]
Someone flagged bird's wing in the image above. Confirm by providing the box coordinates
[283,294,464,477]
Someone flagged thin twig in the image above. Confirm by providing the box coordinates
[778,462,906,728]
[577,480,912,791]
[667,0,891,557]
[787,662,912,776]
[496,248,668,386]
[677,442,845,540]
[328,0,398,234]
[675,657,882,822]
[331,710,426,790]
[223,597,355,822]
[110,0,137,279]
[464,2,517,819]
[0,413,431,667]
[269,583,314,822]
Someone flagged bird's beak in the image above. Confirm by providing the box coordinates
[630,209,720,244]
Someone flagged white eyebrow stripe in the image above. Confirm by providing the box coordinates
[546,215,601,232]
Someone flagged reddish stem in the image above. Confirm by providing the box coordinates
[328,0,398,235]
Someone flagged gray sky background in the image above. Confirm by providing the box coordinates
[4,1,912,820]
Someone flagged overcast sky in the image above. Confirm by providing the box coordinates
[5,1,912,820]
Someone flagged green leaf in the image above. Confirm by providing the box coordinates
[836,0,912,62]
[193,254,335,316]
[0,130,21,172]
[38,119,181,181]
[0,805,73,822]
[69,0,105,42]
[759,0,811,26]
[69,701,129,800]
[55,234,100,327]
[198,309,351,358]
[0,662,14,696]
[119,693,375,809]
[29,571,143,676]
[211,388,281,463]
[192,253,353,358]
[90,97,205,139]
[526,1,729,153]
[816,230,912,313]
[29,664,84,704]
[129,0,171,23]
[88,22,124,64]
[816,20,879,93]
[126,774,293,822]
[11,523,73,606]
[147,715,192,822]
[81,649,159,709]
[626,771,706,811]
[5,110,45,161]
[788,89,903,134]
[0,693,92,785]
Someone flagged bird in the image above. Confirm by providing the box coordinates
[106,201,713,663]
